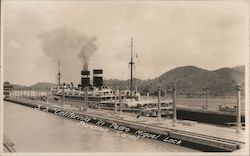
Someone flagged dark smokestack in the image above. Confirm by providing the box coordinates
[81,70,90,88]
[93,69,103,87]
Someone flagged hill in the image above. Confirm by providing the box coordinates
[6,82,57,91]
[5,65,245,96]
[29,82,57,90]
[104,65,245,96]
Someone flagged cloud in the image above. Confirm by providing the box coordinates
[3,1,248,85]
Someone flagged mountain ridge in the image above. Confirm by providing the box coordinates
[104,65,245,96]
[5,65,245,96]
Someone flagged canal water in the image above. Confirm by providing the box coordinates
[4,101,198,152]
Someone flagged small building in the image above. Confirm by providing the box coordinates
[4,82,13,98]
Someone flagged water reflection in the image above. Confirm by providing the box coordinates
[4,101,197,152]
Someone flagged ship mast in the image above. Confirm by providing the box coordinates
[57,60,61,86]
[129,37,134,97]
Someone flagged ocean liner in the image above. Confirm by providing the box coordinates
[48,38,172,116]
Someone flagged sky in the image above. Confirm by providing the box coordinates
[3,0,249,86]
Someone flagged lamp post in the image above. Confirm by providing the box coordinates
[62,87,65,107]
[119,87,122,116]
[157,87,161,120]
[236,84,241,133]
[204,87,209,109]
[172,84,177,127]
[114,89,117,114]
[84,88,88,111]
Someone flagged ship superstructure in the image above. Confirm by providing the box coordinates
[49,68,141,105]
[48,38,173,111]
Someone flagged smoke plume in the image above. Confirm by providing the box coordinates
[38,27,98,71]
[78,36,98,70]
